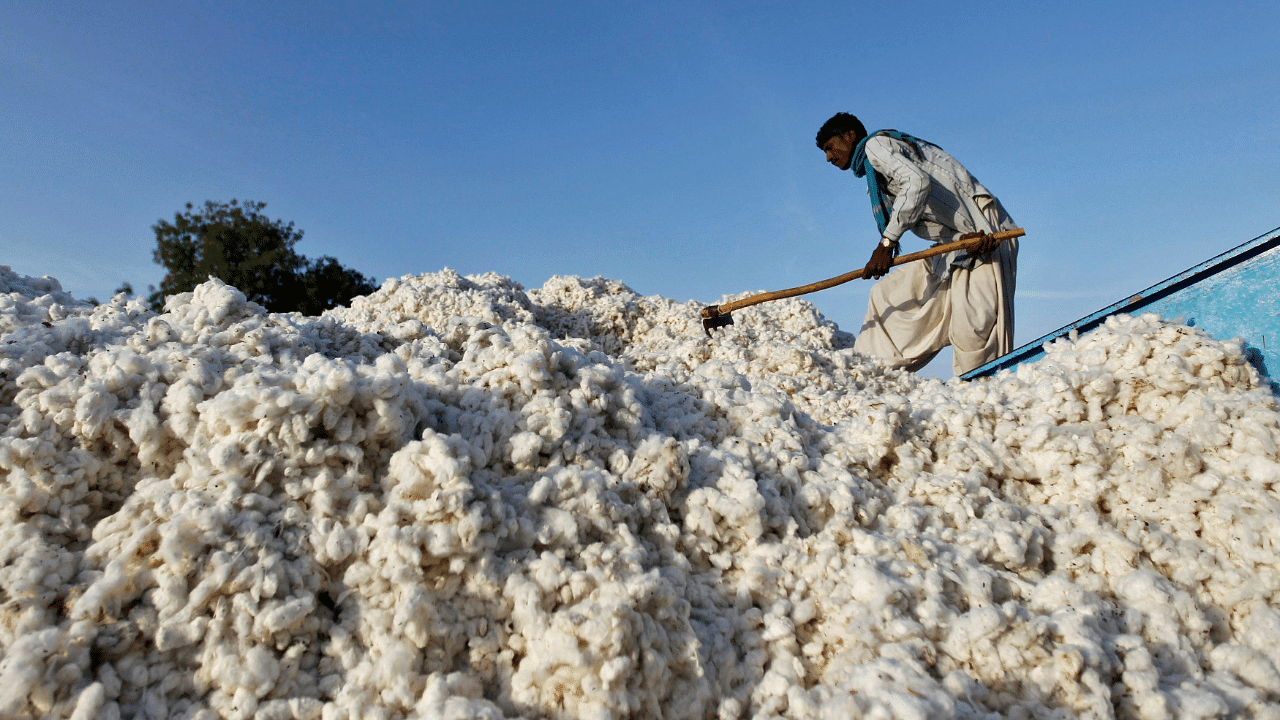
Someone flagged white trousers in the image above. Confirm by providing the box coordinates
[853,202,1018,376]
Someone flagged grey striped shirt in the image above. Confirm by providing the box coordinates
[863,135,1001,247]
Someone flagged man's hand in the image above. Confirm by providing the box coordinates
[864,241,897,279]
[960,231,1001,258]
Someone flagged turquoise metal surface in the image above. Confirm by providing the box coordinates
[962,226,1280,384]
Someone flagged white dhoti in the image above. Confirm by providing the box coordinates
[853,200,1018,376]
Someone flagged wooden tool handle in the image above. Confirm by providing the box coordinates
[704,228,1024,317]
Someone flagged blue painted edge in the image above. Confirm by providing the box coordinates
[961,225,1280,382]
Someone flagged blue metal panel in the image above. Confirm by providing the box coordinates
[962,226,1280,384]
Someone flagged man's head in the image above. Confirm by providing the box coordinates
[816,113,866,171]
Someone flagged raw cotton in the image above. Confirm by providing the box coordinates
[2,263,1280,720]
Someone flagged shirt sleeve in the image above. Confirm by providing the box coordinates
[864,136,931,244]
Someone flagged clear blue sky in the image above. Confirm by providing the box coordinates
[3,1,1278,376]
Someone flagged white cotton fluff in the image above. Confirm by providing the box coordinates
[1,265,1280,719]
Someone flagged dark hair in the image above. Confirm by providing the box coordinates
[815,113,867,149]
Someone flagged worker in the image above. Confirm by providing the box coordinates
[816,113,1018,375]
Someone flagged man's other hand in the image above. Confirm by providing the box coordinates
[960,231,1000,257]
[864,243,896,279]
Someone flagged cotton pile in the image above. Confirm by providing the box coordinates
[2,263,1279,720]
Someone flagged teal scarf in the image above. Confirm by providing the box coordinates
[851,130,937,235]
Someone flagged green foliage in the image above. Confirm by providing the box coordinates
[148,200,376,314]
[297,255,378,315]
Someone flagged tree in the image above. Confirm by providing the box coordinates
[297,255,378,315]
[148,199,376,314]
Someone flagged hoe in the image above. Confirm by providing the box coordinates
[701,228,1025,336]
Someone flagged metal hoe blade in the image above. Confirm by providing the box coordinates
[701,305,734,336]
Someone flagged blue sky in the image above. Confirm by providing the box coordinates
[3,1,1278,376]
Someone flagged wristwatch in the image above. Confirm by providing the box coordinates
[880,237,898,249]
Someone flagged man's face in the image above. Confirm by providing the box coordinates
[821,131,856,171]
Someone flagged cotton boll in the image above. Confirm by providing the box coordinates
[1165,681,1231,719]
[507,431,543,469]
[941,669,991,712]
[0,627,67,716]
[818,656,954,720]
[843,561,909,618]
[187,279,252,328]
[1237,601,1280,676]
[1208,644,1280,696]
[620,434,689,501]
[414,673,508,720]
[154,617,207,651]
[258,594,318,635]
[67,682,106,720]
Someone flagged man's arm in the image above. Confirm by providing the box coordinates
[864,137,931,245]
[861,136,931,278]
